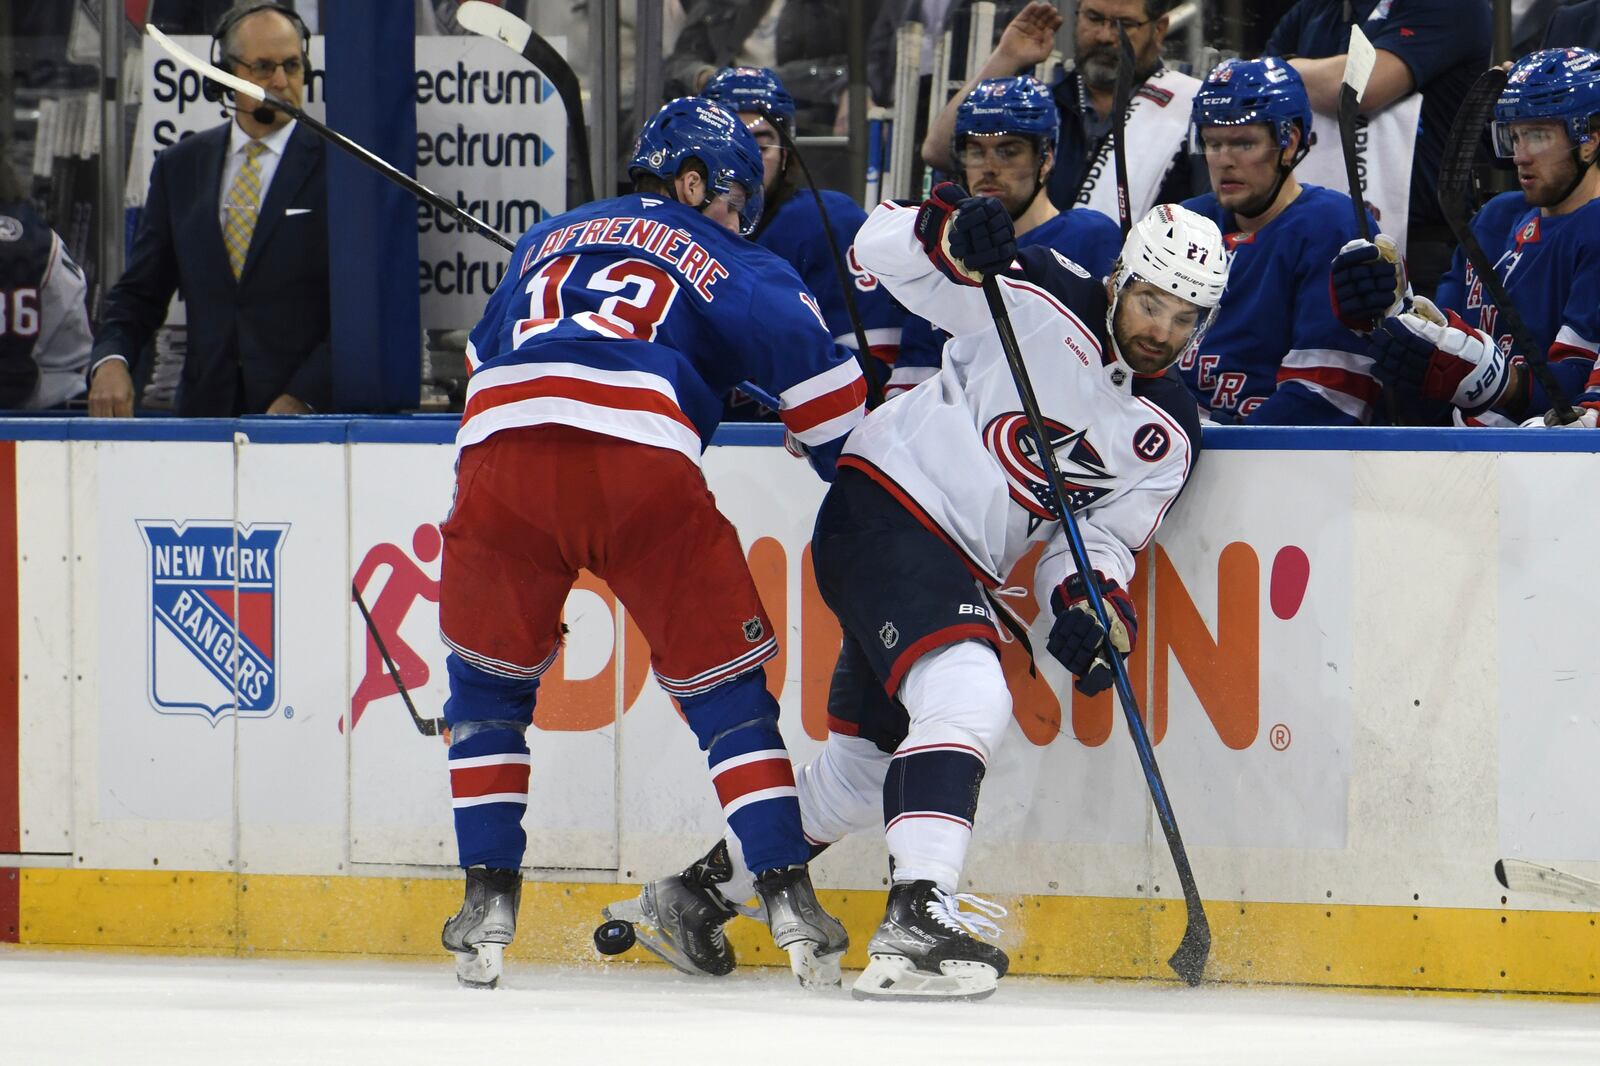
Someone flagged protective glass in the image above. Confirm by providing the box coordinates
[1490,119,1577,159]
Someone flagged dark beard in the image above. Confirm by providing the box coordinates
[1078,47,1120,91]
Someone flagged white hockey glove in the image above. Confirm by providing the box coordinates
[1371,297,1510,416]
[1330,234,1408,332]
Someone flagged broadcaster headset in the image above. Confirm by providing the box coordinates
[202,2,313,104]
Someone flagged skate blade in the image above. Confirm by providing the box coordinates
[453,943,504,990]
[785,941,844,991]
[603,901,727,978]
[850,953,999,1002]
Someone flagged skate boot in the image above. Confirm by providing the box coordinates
[753,864,849,990]
[441,866,521,989]
[851,880,1009,1001]
[600,840,740,977]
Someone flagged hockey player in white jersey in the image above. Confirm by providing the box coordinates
[601,188,1227,1001]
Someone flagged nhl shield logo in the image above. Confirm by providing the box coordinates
[138,521,289,723]
[742,617,764,642]
[879,621,899,650]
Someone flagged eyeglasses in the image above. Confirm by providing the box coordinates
[956,140,1035,167]
[230,56,305,80]
[1078,7,1153,34]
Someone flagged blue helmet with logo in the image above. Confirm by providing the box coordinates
[629,97,765,235]
[953,76,1059,159]
[1492,48,1600,157]
[701,66,797,134]
[1190,57,1313,151]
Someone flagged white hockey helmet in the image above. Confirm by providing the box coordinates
[1105,204,1230,375]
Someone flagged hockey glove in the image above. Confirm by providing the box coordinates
[1047,571,1137,697]
[1523,406,1600,428]
[1371,297,1510,416]
[914,182,1017,286]
[1329,235,1408,333]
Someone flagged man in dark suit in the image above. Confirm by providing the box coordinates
[88,4,330,417]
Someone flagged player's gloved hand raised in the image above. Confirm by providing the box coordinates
[1329,235,1408,332]
[1371,296,1511,416]
[1046,571,1137,697]
[914,182,1017,286]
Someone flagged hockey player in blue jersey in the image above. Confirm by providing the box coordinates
[1334,48,1600,427]
[1180,56,1383,424]
[892,76,1124,397]
[438,98,867,990]
[601,194,1228,1001]
[700,66,905,407]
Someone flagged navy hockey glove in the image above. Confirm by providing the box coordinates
[1371,296,1510,416]
[914,182,1016,286]
[1329,235,1408,333]
[1047,571,1137,697]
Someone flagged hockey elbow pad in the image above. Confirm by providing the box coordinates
[1046,572,1137,697]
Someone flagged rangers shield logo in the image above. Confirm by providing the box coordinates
[138,521,289,723]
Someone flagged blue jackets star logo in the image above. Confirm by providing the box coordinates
[983,412,1114,532]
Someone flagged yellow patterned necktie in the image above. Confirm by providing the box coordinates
[223,140,267,279]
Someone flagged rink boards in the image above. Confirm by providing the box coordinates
[1,419,1597,995]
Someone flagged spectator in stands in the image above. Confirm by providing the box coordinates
[923,1,1207,222]
[1183,57,1382,425]
[1265,0,1493,294]
[893,75,1122,397]
[0,155,92,409]
[87,3,331,417]
[664,0,885,134]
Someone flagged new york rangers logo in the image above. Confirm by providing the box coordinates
[138,521,289,723]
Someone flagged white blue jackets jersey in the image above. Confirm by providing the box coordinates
[850,200,1201,600]
[463,193,867,475]
[0,201,91,409]
[1179,184,1381,425]
[755,188,905,364]
[890,207,1124,397]
[1439,194,1600,420]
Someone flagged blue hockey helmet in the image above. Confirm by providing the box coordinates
[953,76,1060,159]
[701,66,797,134]
[629,97,765,236]
[1492,48,1600,157]
[1190,57,1312,152]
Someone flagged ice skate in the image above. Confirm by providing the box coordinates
[851,880,1009,1001]
[600,839,741,976]
[441,866,521,989]
[753,864,849,990]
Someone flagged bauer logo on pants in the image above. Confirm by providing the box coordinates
[138,520,290,723]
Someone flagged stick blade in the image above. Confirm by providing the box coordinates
[1167,900,1211,987]
[456,0,533,52]
[1496,859,1600,905]
[1437,66,1506,223]
[1343,24,1377,97]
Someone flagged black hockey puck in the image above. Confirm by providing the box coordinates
[594,919,636,956]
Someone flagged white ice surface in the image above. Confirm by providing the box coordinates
[2,951,1599,1066]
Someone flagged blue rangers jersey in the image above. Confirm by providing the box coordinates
[755,188,905,366]
[1439,194,1600,422]
[850,200,1201,599]
[1435,191,1528,316]
[889,207,1124,397]
[1179,184,1381,425]
[463,193,867,475]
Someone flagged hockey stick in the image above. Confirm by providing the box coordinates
[352,581,444,737]
[1496,859,1600,906]
[979,275,1209,986]
[1337,25,1376,241]
[143,25,515,254]
[1111,25,1135,237]
[455,1,596,206]
[1438,66,1577,424]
